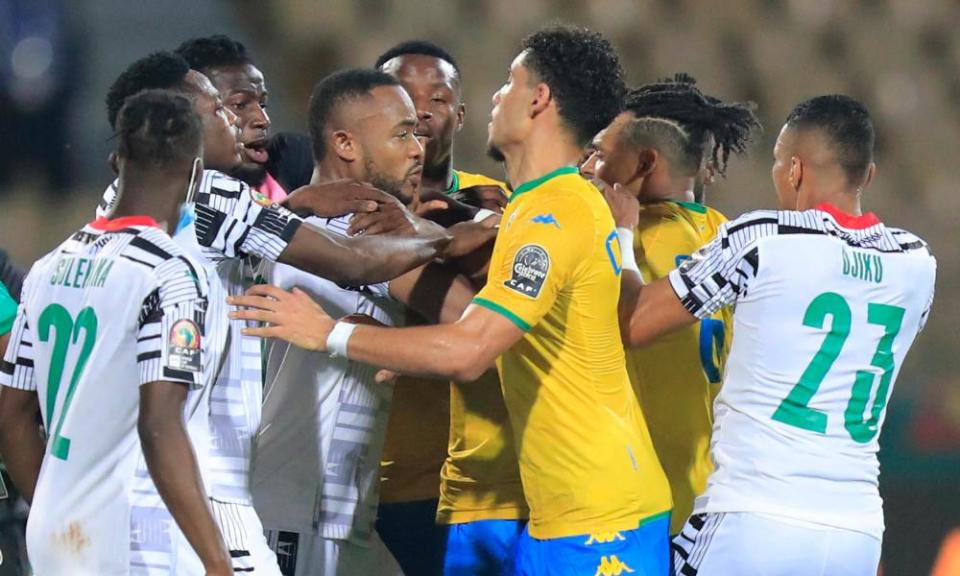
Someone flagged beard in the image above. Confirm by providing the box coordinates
[229,162,269,187]
[363,157,410,205]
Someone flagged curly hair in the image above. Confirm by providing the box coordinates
[625,73,761,178]
[106,51,191,130]
[375,40,460,75]
[786,95,874,185]
[175,34,252,74]
[308,69,400,161]
[520,25,626,147]
[115,89,202,167]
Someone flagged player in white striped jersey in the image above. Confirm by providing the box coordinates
[100,52,458,575]
[0,92,231,576]
[253,68,484,576]
[606,95,936,575]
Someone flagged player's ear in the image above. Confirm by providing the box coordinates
[332,130,357,162]
[529,83,551,118]
[789,155,803,191]
[456,102,465,132]
[635,149,657,180]
[108,152,119,175]
[860,162,876,192]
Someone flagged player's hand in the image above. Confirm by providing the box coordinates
[451,184,508,212]
[228,285,335,352]
[282,180,390,218]
[598,180,640,230]
[441,219,498,260]
[347,200,421,236]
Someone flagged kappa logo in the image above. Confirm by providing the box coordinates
[585,531,626,545]
[532,213,560,228]
[595,555,635,576]
[505,244,549,298]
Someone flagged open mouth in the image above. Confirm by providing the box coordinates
[243,138,269,164]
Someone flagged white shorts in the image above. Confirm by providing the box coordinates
[265,529,403,576]
[211,499,282,575]
[671,512,881,576]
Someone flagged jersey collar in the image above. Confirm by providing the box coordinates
[815,203,881,229]
[509,166,579,203]
[88,215,162,231]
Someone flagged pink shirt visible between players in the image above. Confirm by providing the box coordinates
[257,172,287,203]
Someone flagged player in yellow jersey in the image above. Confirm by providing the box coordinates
[233,26,672,576]
[376,41,525,575]
[581,77,760,535]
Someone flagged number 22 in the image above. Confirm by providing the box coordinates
[771,292,904,443]
[37,304,98,460]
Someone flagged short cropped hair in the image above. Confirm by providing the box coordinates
[375,40,460,75]
[308,69,400,161]
[175,34,253,73]
[785,95,875,185]
[106,51,191,130]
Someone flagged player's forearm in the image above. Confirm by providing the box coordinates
[138,408,231,573]
[619,270,645,346]
[282,225,451,286]
[0,397,43,504]
[623,277,699,348]
[345,323,492,382]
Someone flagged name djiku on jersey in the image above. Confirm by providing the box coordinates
[842,248,884,284]
[49,256,115,289]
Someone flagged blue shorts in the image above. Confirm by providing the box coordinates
[442,519,527,576]
[513,513,671,576]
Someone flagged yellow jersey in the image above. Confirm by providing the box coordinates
[380,169,519,509]
[625,200,733,534]
[473,166,671,539]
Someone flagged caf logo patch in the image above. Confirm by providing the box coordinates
[168,319,201,372]
[505,244,549,298]
[251,189,277,208]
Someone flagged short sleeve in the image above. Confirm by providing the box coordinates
[667,214,770,319]
[1,303,36,392]
[0,282,16,335]
[473,193,593,331]
[137,258,210,388]
[193,171,303,261]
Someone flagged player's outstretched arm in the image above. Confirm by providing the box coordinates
[280,216,451,287]
[620,274,698,347]
[601,181,699,347]
[389,262,478,325]
[0,387,43,504]
[139,381,232,576]
[229,284,523,381]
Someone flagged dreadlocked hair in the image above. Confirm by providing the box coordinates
[625,73,761,177]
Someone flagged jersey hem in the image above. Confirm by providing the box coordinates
[436,506,530,525]
[693,502,883,540]
[525,508,671,540]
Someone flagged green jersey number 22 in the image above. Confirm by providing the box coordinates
[772,292,905,443]
[37,304,98,460]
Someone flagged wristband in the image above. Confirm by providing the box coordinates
[472,208,497,223]
[616,227,641,276]
[327,321,357,358]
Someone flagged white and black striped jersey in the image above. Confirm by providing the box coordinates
[252,215,404,543]
[100,171,303,505]
[668,203,936,539]
[0,216,224,576]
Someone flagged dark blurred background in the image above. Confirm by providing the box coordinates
[0,1,956,573]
